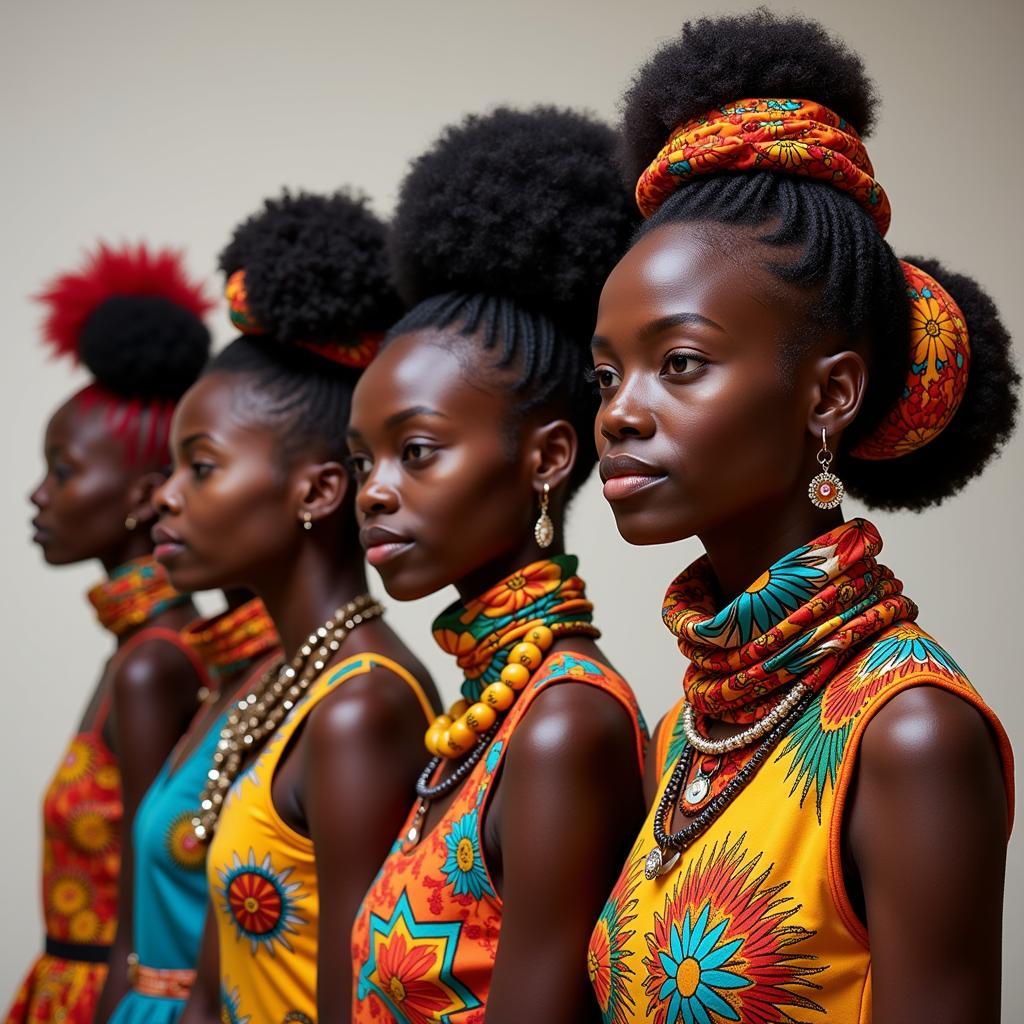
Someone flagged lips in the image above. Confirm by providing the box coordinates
[151,523,187,562]
[599,452,668,502]
[30,517,52,544]
[360,525,415,568]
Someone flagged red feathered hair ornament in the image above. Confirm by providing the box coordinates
[36,242,214,363]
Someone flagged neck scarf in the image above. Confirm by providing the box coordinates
[181,597,280,680]
[433,555,598,703]
[663,519,917,725]
[88,555,189,637]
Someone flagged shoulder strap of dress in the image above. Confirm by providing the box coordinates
[361,653,436,723]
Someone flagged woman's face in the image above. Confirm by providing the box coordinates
[29,395,146,566]
[152,372,305,593]
[592,221,819,547]
[347,330,542,602]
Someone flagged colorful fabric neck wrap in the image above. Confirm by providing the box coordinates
[181,597,280,680]
[224,268,382,369]
[88,556,189,637]
[432,555,598,704]
[636,97,971,460]
[662,519,917,725]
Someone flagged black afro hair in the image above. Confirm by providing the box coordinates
[619,6,878,187]
[80,295,210,401]
[219,189,401,345]
[843,257,1019,510]
[390,105,639,331]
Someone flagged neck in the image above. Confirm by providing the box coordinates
[254,541,369,658]
[699,497,844,600]
[99,531,156,576]
[455,534,564,604]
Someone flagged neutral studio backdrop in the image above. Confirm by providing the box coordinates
[2,0,1022,1013]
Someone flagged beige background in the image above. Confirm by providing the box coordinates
[2,0,1021,1014]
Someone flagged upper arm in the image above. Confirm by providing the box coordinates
[644,711,671,806]
[305,669,428,1022]
[487,684,645,1024]
[178,906,220,1024]
[847,685,1008,1024]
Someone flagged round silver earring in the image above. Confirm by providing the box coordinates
[124,514,138,531]
[301,511,313,531]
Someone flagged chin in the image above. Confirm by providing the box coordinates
[609,507,697,547]
[162,562,230,596]
[374,562,446,604]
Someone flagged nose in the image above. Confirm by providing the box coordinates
[29,478,48,510]
[356,465,400,517]
[597,374,657,443]
[153,471,183,516]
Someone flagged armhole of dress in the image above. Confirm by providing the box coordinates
[827,676,1016,948]
[362,652,436,724]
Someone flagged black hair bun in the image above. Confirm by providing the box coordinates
[390,105,639,329]
[219,189,401,344]
[80,296,211,400]
[619,7,878,186]
[844,256,1019,510]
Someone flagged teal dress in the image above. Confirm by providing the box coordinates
[108,708,228,1024]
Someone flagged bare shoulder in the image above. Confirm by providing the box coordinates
[113,635,199,699]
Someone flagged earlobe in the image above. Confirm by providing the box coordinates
[295,461,350,525]
[127,471,168,526]
[808,349,868,444]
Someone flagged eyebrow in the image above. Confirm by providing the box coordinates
[383,406,450,430]
[592,311,724,351]
[180,432,215,450]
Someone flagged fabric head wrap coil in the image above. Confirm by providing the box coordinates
[636,98,970,460]
[224,269,382,369]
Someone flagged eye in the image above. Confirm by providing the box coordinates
[346,453,373,481]
[190,461,215,481]
[586,364,622,392]
[52,463,72,484]
[661,350,708,378]
[402,440,437,464]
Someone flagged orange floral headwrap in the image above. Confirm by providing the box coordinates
[636,98,970,460]
[224,268,382,370]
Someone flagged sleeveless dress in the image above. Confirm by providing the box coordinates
[5,627,207,1024]
[586,526,1014,1024]
[351,650,647,1023]
[208,653,434,1024]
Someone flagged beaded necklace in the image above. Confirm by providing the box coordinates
[192,593,382,841]
[181,597,280,683]
[88,555,189,636]
[404,556,598,848]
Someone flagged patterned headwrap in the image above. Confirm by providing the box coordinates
[224,268,382,370]
[636,98,970,460]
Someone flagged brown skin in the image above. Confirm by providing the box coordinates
[593,221,1008,1024]
[30,393,205,1021]
[346,330,645,1024]
[157,371,438,1024]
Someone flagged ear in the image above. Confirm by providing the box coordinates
[806,349,868,447]
[524,419,578,497]
[293,460,350,528]
[126,471,169,527]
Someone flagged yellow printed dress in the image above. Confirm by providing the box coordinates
[587,523,1014,1024]
[208,654,433,1024]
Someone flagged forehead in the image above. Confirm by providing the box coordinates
[46,393,124,462]
[350,329,508,434]
[172,373,280,451]
[597,221,799,343]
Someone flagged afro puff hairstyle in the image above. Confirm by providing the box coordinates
[218,189,401,345]
[388,106,639,495]
[37,242,212,401]
[209,190,401,468]
[618,8,1017,510]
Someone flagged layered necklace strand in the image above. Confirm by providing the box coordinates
[193,593,382,841]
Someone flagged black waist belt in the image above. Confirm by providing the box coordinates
[44,937,111,964]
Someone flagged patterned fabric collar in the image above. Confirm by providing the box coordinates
[181,597,280,680]
[432,555,597,703]
[88,555,189,638]
[663,519,917,724]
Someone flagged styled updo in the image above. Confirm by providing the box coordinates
[210,189,401,464]
[37,243,213,463]
[388,106,639,495]
[620,8,1018,510]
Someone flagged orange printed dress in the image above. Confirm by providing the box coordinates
[586,521,1014,1024]
[351,649,646,1023]
[208,653,434,1024]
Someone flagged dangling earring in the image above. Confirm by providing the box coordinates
[534,483,554,549]
[124,514,138,531]
[300,511,313,531]
[808,429,845,510]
